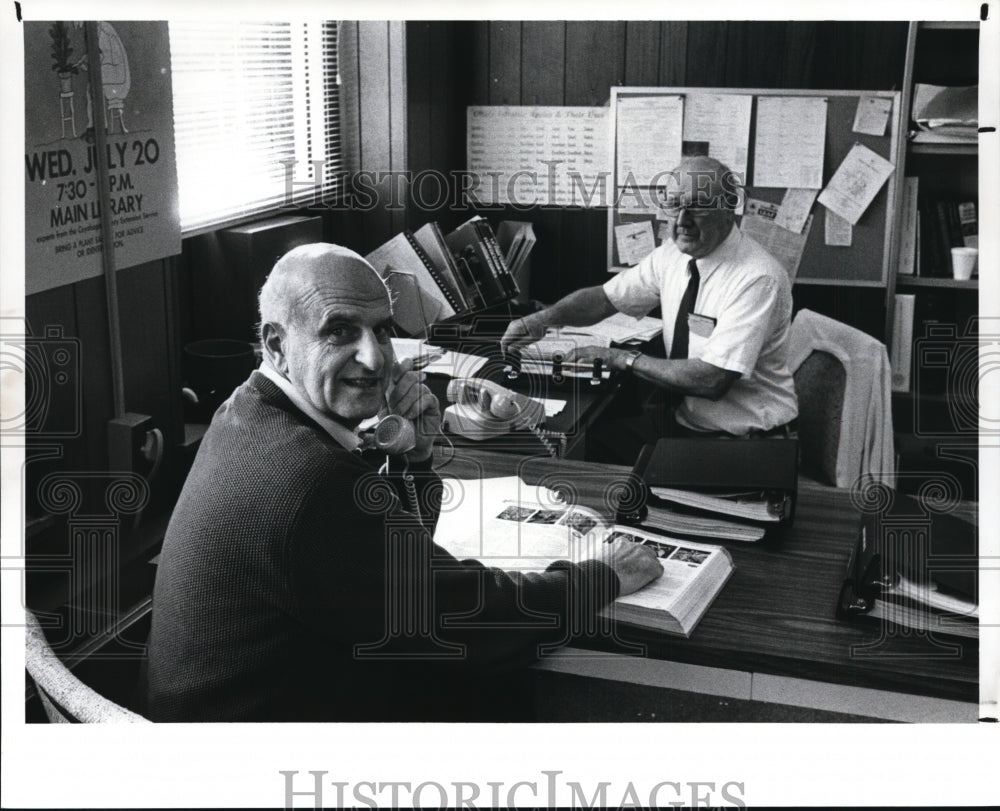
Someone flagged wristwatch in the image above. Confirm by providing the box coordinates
[622,350,642,373]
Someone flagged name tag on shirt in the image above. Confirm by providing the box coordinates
[688,313,716,338]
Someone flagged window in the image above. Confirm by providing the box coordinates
[168,21,341,233]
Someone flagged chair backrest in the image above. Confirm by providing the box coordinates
[792,349,847,486]
[24,610,150,723]
[787,309,895,488]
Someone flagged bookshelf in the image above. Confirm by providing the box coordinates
[895,276,977,290]
[889,20,979,498]
[908,142,977,156]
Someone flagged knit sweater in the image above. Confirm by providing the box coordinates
[145,372,619,721]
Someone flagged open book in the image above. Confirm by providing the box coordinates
[433,476,733,637]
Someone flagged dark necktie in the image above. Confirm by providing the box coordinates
[670,259,700,360]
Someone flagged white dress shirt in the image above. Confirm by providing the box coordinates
[603,225,798,434]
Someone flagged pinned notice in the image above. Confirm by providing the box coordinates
[616,95,683,187]
[774,188,818,234]
[615,221,656,266]
[825,210,853,247]
[753,96,827,189]
[852,95,893,137]
[741,205,812,282]
[817,143,895,226]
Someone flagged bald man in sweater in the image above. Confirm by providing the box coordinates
[145,243,661,721]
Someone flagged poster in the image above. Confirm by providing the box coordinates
[23,21,180,294]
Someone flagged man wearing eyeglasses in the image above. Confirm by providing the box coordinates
[500,156,798,464]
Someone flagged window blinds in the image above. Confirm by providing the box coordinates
[168,21,341,233]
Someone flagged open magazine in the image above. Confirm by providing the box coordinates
[433,476,733,637]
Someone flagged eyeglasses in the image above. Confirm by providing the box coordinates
[659,204,721,220]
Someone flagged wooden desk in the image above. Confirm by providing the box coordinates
[435,450,979,722]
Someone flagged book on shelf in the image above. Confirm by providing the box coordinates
[916,199,979,277]
[896,177,919,277]
[916,198,951,277]
[890,294,915,393]
[432,475,734,637]
[957,201,978,250]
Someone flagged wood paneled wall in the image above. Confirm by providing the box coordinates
[405,20,907,316]
[22,19,909,509]
[24,257,185,519]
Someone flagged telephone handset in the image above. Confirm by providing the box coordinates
[364,352,418,456]
[371,413,416,455]
[443,378,545,441]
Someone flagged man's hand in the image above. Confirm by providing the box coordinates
[388,361,442,462]
[499,313,548,358]
[596,538,663,596]
[564,345,637,373]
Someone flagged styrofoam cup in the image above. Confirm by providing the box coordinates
[951,247,978,280]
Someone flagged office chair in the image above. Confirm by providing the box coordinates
[24,609,150,723]
[787,309,895,488]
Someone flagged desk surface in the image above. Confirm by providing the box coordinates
[434,449,978,705]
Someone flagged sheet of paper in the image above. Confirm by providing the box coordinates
[467,106,610,207]
[616,95,683,186]
[824,209,853,246]
[774,188,818,234]
[614,221,656,266]
[560,313,663,344]
[657,222,672,244]
[617,191,662,217]
[433,476,578,564]
[681,93,752,180]
[817,142,895,226]
[390,338,488,378]
[541,398,566,419]
[740,212,813,282]
[753,96,828,189]
[852,94,893,136]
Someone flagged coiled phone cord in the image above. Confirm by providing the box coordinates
[530,426,565,458]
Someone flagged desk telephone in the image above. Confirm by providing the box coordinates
[443,378,545,441]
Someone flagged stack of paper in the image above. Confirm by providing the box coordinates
[390,338,488,378]
[911,84,978,142]
[573,312,663,343]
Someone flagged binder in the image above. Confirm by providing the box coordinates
[445,217,515,305]
[473,217,520,299]
[412,222,473,313]
[365,231,458,318]
[620,437,799,541]
[837,493,977,636]
[497,220,537,279]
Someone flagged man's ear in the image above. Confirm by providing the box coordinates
[261,322,287,374]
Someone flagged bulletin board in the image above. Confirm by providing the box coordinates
[607,87,903,287]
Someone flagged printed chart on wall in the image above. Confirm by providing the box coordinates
[607,87,901,286]
[24,21,181,294]
[467,106,610,207]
